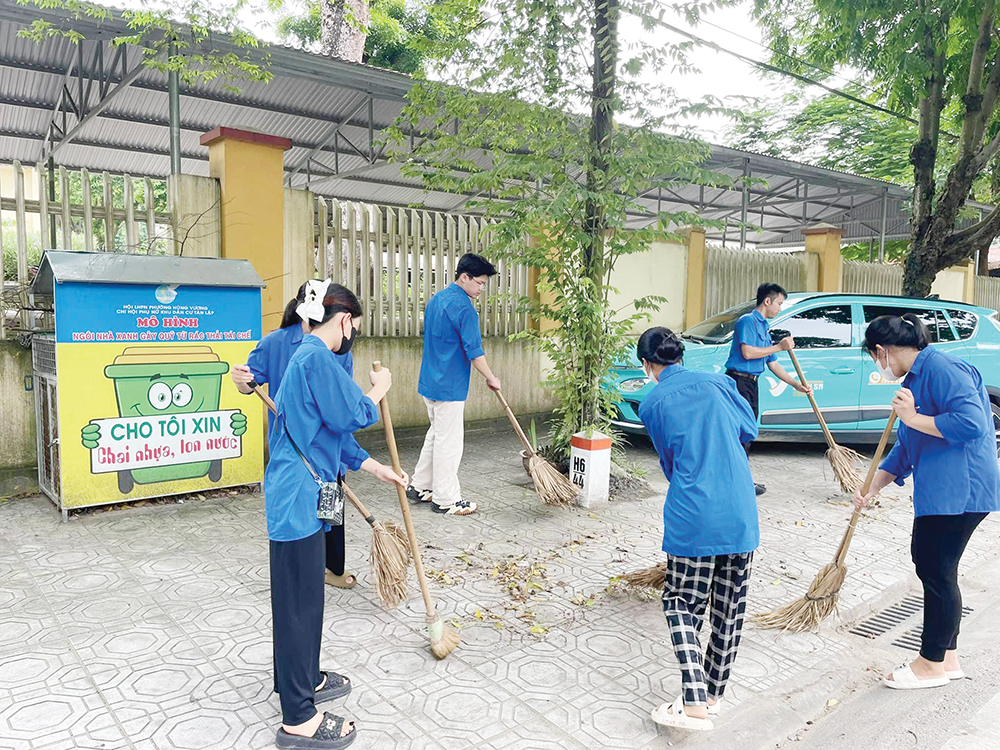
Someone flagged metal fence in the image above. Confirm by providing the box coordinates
[317,199,530,337]
[974,275,1000,312]
[703,245,807,318]
[842,259,904,296]
[1,160,171,339]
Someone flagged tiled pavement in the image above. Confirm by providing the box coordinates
[2,423,999,750]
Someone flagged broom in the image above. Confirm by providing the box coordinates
[786,349,866,494]
[248,380,410,607]
[373,362,460,659]
[752,411,898,632]
[495,389,578,508]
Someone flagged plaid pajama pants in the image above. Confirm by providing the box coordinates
[662,552,753,707]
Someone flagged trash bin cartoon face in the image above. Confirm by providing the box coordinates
[81,346,248,493]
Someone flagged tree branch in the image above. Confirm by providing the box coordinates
[973,128,1000,173]
[945,201,1000,249]
[959,0,996,156]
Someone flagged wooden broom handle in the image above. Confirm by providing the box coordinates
[786,349,837,450]
[248,380,376,524]
[373,362,438,617]
[835,410,898,566]
[495,389,535,456]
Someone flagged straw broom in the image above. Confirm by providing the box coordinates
[786,349,866,494]
[248,380,411,607]
[752,411,897,632]
[495,390,579,508]
[373,362,461,659]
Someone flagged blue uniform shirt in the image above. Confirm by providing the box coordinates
[247,324,354,434]
[264,335,377,542]
[880,347,1000,517]
[725,309,776,374]
[418,283,486,402]
[639,365,761,557]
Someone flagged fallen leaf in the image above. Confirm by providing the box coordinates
[529,625,549,635]
[587,513,599,519]
[475,609,484,620]
[827,699,838,708]
[771,578,783,585]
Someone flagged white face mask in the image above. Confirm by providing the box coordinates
[874,349,897,382]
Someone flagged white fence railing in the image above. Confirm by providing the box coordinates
[1,160,171,339]
[842,259,904,296]
[317,200,530,337]
[974,275,1000,312]
[703,245,807,318]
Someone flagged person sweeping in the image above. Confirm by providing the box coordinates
[231,279,359,590]
[725,282,810,495]
[407,253,502,516]
[637,327,760,732]
[854,314,999,690]
[266,283,407,749]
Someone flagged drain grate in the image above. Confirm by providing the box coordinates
[849,596,974,652]
[891,606,974,652]
[849,595,923,639]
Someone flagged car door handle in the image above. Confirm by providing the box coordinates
[831,367,856,375]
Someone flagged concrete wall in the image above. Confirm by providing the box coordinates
[931,266,968,303]
[607,239,688,333]
[167,174,221,258]
[283,188,315,303]
[348,337,556,429]
[0,341,36,493]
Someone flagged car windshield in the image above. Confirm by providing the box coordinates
[682,302,756,343]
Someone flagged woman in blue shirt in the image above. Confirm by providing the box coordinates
[231,280,358,589]
[637,327,760,732]
[855,314,1000,690]
[267,283,406,749]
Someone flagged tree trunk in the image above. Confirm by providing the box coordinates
[979,242,991,276]
[580,0,617,429]
[320,0,370,63]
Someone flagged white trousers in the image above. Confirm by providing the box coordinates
[411,397,466,505]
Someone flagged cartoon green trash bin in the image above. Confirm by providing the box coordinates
[81,346,248,494]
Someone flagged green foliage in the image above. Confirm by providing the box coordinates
[16,0,272,91]
[1,222,43,282]
[840,240,908,264]
[275,0,481,75]
[391,0,730,454]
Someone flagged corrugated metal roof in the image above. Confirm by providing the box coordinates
[0,0,992,248]
[31,250,265,293]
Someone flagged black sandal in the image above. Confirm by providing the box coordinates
[276,712,357,749]
[314,671,351,703]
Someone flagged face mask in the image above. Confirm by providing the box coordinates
[874,349,896,382]
[334,316,357,355]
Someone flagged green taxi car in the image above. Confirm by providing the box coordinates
[608,293,1000,447]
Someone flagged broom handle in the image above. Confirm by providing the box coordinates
[786,349,837,451]
[495,389,536,456]
[373,362,438,618]
[834,410,898,566]
[248,380,377,525]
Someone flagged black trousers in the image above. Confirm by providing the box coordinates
[270,528,326,726]
[911,512,987,662]
[325,525,345,576]
[726,369,759,454]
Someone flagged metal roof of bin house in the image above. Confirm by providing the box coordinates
[0,0,992,249]
[30,250,266,295]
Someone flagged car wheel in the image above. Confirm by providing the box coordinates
[991,401,1000,459]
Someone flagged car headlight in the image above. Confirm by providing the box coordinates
[618,377,651,393]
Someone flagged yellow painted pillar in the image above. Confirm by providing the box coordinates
[201,127,291,334]
[802,223,844,293]
[962,259,977,303]
[680,226,706,328]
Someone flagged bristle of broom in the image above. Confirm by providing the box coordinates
[369,521,409,608]
[752,561,847,633]
[826,444,866,495]
[528,454,578,507]
[621,562,668,589]
[428,616,461,659]
[384,519,412,567]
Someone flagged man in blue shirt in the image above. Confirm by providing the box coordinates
[725,282,809,495]
[408,254,501,516]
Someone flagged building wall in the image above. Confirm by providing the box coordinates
[0,340,37,494]
[606,239,688,333]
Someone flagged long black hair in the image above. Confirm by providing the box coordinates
[280,282,310,329]
[280,281,363,328]
[863,313,931,353]
[637,326,684,366]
